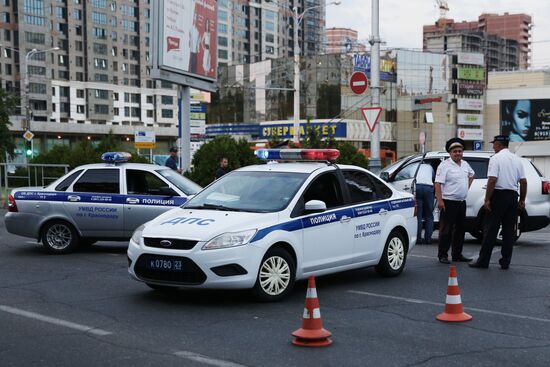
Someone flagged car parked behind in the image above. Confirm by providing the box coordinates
[4,152,201,254]
[380,151,550,240]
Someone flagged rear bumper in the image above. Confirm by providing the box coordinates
[4,212,43,239]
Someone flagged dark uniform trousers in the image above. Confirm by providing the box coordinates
[438,199,466,259]
[477,190,519,267]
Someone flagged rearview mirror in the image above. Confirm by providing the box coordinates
[304,200,326,213]
[379,171,390,182]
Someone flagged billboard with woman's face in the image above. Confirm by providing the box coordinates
[500,99,550,141]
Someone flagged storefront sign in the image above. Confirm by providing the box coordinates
[411,95,444,111]
[457,67,485,81]
[457,52,485,66]
[457,127,483,141]
[457,113,483,126]
[457,82,484,96]
[457,98,483,111]
[259,122,346,139]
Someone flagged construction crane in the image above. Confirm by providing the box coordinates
[435,0,450,28]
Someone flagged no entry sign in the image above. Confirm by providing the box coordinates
[349,71,368,95]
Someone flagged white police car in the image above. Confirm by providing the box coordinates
[4,152,201,254]
[128,149,417,301]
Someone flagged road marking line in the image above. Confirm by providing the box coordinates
[174,351,247,367]
[0,305,112,336]
[347,290,550,323]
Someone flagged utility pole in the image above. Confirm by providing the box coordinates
[368,0,382,173]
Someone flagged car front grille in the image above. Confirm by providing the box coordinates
[143,237,198,250]
[134,254,206,285]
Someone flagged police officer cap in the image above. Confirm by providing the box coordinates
[445,137,465,152]
[169,146,178,152]
[490,135,509,143]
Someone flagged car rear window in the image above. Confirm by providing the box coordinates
[464,158,488,179]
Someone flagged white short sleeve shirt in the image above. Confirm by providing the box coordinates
[416,163,434,186]
[435,158,475,201]
[487,149,525,190]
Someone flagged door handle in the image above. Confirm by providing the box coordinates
[340,215,351,223]
[482,185,487,189]
[379,209,388,216]
[403,185,410,191]
[126,198,140,204]
[67,195,80,202]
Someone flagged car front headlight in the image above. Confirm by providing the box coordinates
[131,224,145,244]
[202,229,257,250]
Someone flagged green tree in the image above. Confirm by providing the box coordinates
[0,89,18,162]
[335,142,369,168]
[187,135,259,186]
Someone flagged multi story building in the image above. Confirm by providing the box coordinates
[216,0,328,66]
[325,27,366,54]
[423,12,532,70]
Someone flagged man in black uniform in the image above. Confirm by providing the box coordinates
[165,147,182,173]
[214,157,228,180]
[469,135,527,269]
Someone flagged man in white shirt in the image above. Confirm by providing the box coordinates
[469,135,527,270]
[414,162,435,244]
[434,138,475,264]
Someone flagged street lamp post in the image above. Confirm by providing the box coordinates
[292,1,340,143]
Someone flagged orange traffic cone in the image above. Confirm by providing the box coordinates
[292,276,332,347]
[436,265,472,322]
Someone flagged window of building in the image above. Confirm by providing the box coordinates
[76,89,84,98]
[161,95,173,105]
[93,27,107,39]
[93,43,107,55]
[76,105,84,114]
[266,33,274,43]
[146,110,153,118]
[94,89,109,99]
[146,95,153,104]
[218,10,228,21]
[91,0,107,8]
[94,58,108,70]
[29,83,47,94]
[28,65,46,76]
[218,23,227,34]
[25,31,45,44]
[218,49,228,59]
[161,109,173,118]
[218,36,228,47]
[94,73,108,82]
[75,41,83,51]
[94,104,109,114]
[73,9,81,20]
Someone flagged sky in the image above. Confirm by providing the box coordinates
[326,0,550,69]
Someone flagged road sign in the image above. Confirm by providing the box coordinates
[473,140,483,151]
[360,107,383,133]
[23,130,34,141]
[349,71,368,95]
[134,131,156,149]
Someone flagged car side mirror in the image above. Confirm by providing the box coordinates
[304,200,327,213]
[158,186,178,197]
[379,171,390,182]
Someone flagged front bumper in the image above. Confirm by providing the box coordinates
[4,212,43,239]
[127,237,265,289]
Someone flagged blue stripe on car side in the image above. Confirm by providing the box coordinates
[13,191,186,206]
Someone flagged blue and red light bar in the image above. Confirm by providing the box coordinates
[101,152,132,163]
[255,149,340,162]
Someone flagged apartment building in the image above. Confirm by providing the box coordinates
[325,27,366,54]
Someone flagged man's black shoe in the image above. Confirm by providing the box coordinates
[439,257,451,264]
[500,264,509,270]
[468,262,488,269]
[453,255,473,262]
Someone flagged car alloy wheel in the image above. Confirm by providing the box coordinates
[42,220,78,254]
[375,230,407,277]
[253,248,295,301]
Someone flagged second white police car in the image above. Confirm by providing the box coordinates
[128,149,418,301]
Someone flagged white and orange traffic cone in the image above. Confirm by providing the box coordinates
[436,265,472,322]
[292,276,332,347]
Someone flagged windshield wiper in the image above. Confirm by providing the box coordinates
[186,203,243,212]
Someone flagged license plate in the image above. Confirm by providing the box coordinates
[146,258,183,271]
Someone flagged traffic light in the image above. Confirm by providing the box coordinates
[25,141,32,157]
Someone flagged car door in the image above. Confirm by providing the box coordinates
[390,161,419,194]
[63,168,124,237]
[342,169,393,263]
[123,168,186,236]
[298,171,355,272]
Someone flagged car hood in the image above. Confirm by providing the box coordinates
[142,207,279,241]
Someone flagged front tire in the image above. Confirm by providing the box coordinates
[41,220,79,254]
[375,230,407,277]
[252,248,295,302]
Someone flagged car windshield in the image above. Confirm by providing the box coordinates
[381,155,417,175]
[186,171,308,213]
[157,169,202,195]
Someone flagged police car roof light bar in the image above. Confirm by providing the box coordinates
[101,152,132,163]
[255,149,340,162]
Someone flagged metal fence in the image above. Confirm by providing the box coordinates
[0,163,70,206]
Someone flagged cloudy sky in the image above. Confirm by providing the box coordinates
[326,0,550,68]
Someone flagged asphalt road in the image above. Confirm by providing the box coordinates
[1,209,550,367]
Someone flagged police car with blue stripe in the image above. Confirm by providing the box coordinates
[128,149,418,301]
[4,152,201,254]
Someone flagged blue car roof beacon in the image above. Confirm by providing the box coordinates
[101,152,132,164]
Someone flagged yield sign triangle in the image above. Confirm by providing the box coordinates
[360,107,383,133]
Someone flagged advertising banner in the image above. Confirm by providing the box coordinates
[500,99,550,141]
[411,95,444,111]
[259,122,347,139]
[457,113,483,126]
[352,53,397,82]
[457,82,484,96]
[457,52,485,66]
[457,67,485,81]
[157,0,217,81]
[457,128,483,141]
[457,98,483,111]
